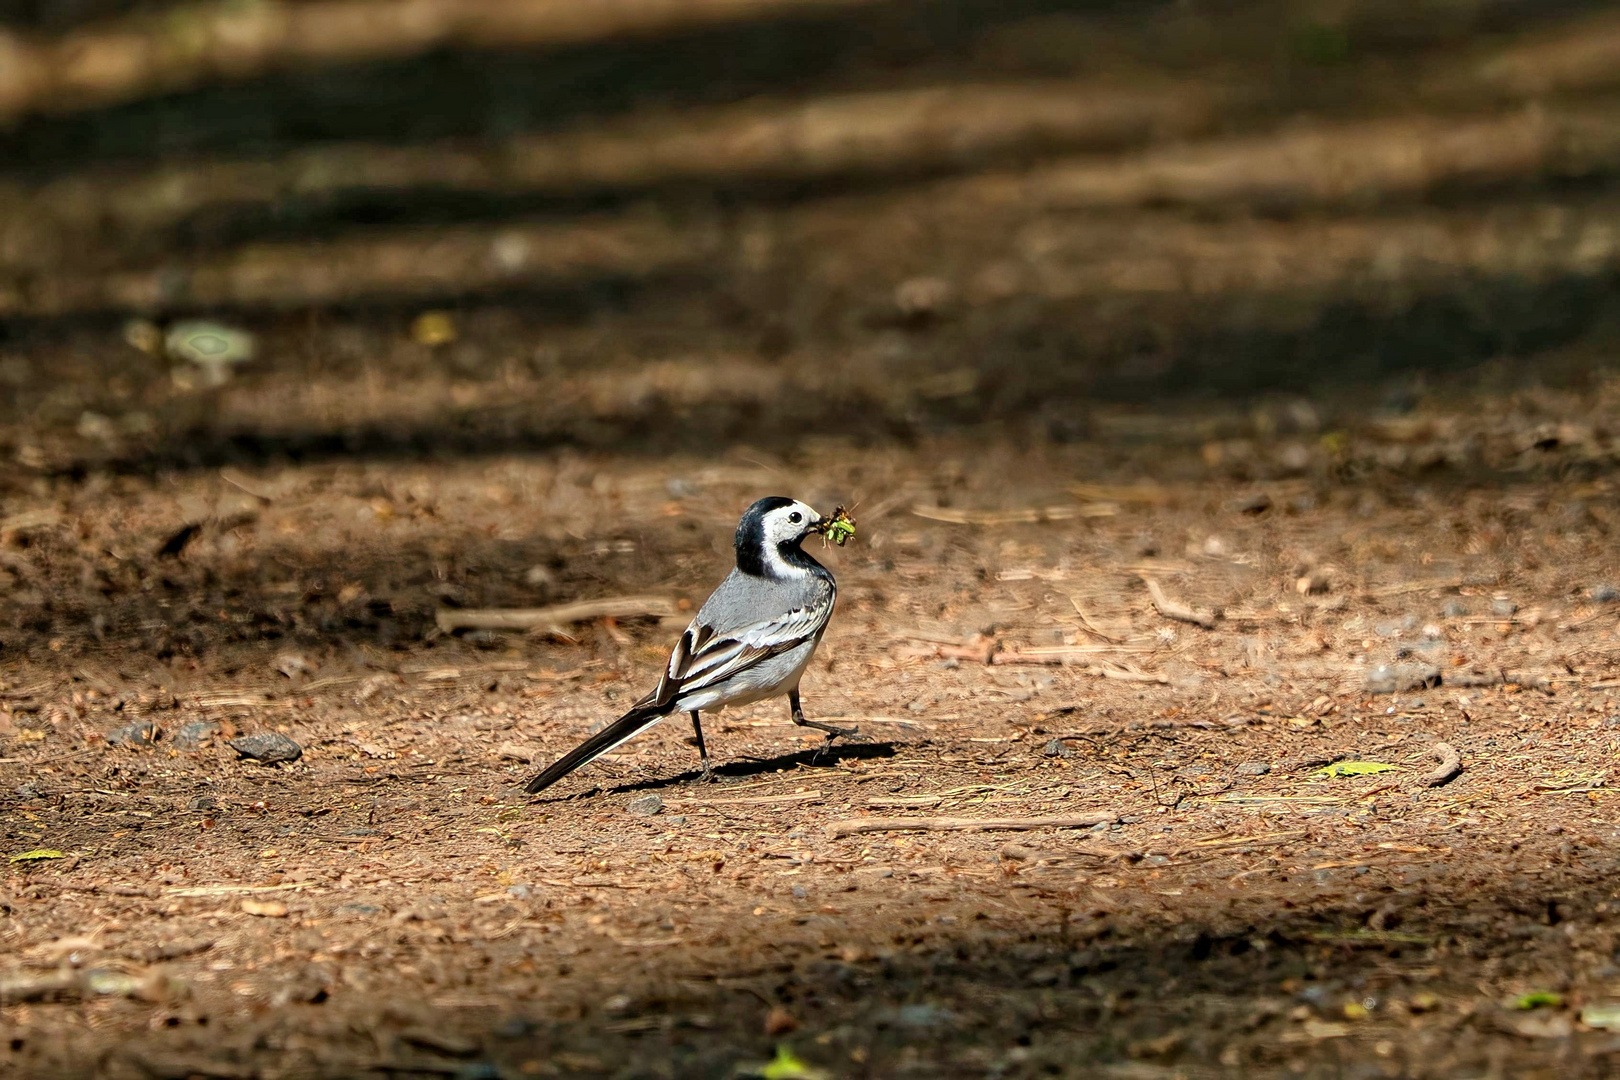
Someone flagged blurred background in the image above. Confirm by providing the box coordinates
[4,0,1620,478]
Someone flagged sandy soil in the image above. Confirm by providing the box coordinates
[5,379,1620,1079]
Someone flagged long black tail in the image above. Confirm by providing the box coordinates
[524,701,673,794]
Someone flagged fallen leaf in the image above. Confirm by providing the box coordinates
[1515,990,1564,1010]
[9,849,65,863]
[759,1045,829,1080]
[1314,761,1399,778]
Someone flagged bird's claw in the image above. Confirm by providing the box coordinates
[809,725,869,762]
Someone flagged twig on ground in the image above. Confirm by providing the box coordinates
[665,790,822,808]
[435,596,676,635]
[825,812,1117,838]
[909,504,1117,526]
[1142,577,1217,629]
[894,642,996,664]
[1282,751,1350,773]
[0,970,80,1004]
[1069,596,1126,643]
[1423,742,1462,787]
[999,841,1136,862]
[988,651,1169,683]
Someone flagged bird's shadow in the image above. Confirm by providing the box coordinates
[524,740,901,804]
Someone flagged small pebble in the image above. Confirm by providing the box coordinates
[1366,663,1441,695]
[506,885,535,900]
[626,793,663,816]
[1440,599,1470,618]
[892,1003,956,1029]
[1237,762,1271,776]
[106,721,160,747]
[1591,584,1620,604]
[791,885,808,899]
[1490,597,1517,618]
[1232,492,1273,514]
[1043,738,1075,758]
[228,732,302,764]
[186,795,218,812]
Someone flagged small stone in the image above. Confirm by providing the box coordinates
[106,721,160,747]
[664,815,687,826]
[1590,585,1620,604]
[1440,599,1469,618]
[274,652,314,679]
[228,732,302,764]
[1394,638,1444,658]
[1374,615,1419,637]
[1366,663,1441,694]
[1490,597,1518,618]
[495,743,533,763]
[791,885,808,899]
[763,1006,799,1037]
[1232,492,1273,514]
[892,1003,956,1029]
[241,899,288,918]
[626,793,663,816]
[1237,762,1271,776]
[1043,738,1074,758]
[186,795,218,812]
[1295,572,1330,595]
[506,885,535,900]
[171,720,220,751]
[894,276,955,319]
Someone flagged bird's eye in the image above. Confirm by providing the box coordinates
[788,511,803,524]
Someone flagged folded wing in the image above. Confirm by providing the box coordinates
[647,603,831,710]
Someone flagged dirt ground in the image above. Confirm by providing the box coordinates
[4,359,1620,1079]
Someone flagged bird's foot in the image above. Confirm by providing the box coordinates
[809,726,871,762]
[801,719,863,740]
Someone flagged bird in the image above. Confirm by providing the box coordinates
[524,496,855,795]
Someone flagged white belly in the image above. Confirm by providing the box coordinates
[674,637,820,713]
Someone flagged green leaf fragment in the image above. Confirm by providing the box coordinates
[1314,761,1399,778]
[1516,991,1564,1010]
[9,849,65,863]
[760,1046,829,1080]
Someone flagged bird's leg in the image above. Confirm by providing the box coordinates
[689,711,714,782]
[789,690,863,761]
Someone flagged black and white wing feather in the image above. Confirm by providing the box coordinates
[649,603,831,709]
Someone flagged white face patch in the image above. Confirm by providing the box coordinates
[757,501,820,575]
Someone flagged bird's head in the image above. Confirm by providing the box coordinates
[735,496,823,576]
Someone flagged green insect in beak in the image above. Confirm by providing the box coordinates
[815,505,857,547]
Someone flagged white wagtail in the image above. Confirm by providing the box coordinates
[524,496,855,795]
